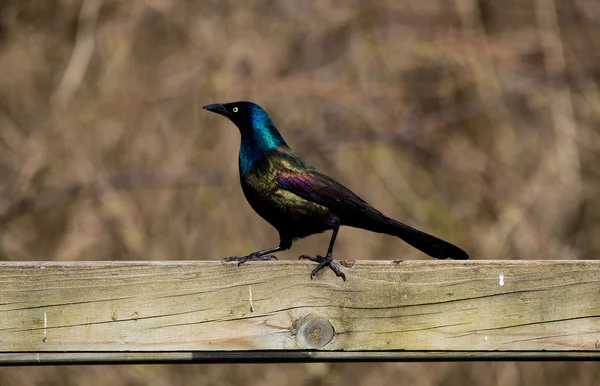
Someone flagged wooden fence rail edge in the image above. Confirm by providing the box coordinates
[1,260,599,364]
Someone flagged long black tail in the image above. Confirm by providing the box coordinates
[348,212,469,260]
[386,218,469,260]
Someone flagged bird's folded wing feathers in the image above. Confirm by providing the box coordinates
[277,168,469,260]
[277,170,370,211]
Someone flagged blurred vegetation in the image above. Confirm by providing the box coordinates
[1,0,599,384]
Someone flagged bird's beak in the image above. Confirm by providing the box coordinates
[202,103,231,118]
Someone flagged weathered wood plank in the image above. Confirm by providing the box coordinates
[2,350,600,365]
[1,260,599,363]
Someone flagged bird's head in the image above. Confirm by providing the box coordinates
[203,101,272,135]
[202,101,286,148]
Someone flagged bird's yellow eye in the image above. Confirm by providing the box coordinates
[233,107,239,113]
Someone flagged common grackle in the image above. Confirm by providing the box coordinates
[203,101,468,281]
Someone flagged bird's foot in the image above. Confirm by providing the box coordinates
[222,254,278,266]
[299,254,346,281]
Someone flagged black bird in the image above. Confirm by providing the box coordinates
[203,101,469,280]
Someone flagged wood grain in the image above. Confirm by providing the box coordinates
[1,260,600,363]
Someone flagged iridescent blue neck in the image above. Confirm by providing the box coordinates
[238,113,287,176]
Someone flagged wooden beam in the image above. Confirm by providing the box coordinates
[1,260,600,364]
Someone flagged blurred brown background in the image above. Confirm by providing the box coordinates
[1,0,599,384]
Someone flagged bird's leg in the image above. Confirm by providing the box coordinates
[222,237,291,266]
[299,218,346,281]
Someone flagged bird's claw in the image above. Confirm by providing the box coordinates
[299,254,346,281]
[222,254,278,266]
[298,254,320,263]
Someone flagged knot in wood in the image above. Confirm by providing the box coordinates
[296,315,334,349]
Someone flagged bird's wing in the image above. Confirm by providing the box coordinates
[277,169,371,212]
[277,166,469,261]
